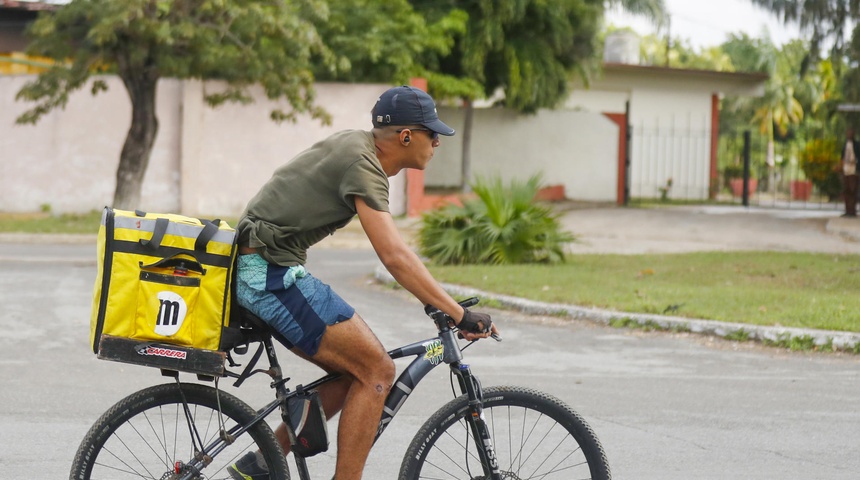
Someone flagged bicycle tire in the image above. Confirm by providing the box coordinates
[69,382,290,480]
[399,385,611,480]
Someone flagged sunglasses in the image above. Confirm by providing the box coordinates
[396,127,439,141]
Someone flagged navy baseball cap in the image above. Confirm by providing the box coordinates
[372,85,455,136]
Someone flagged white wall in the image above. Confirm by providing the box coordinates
[2,68,763,214]
[565,89,629,115]
[427,107,618,202]
[1,75,183,213]
[1,76,404,217]
[178,81,402,217]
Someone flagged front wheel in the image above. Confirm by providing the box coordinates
[399,386,610,480]
[70,382,290,479]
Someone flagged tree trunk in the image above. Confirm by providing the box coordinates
[461,98,474,193]
[113,67,159,210]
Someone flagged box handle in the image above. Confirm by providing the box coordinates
[139,217,169,250]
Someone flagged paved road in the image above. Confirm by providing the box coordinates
[1,242,859,479]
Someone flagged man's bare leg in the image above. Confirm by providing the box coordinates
[273,313,394,479]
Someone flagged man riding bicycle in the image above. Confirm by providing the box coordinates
[228,85,498,479]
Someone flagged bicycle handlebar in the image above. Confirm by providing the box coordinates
[424,296,479,317]
[424,297,501,342]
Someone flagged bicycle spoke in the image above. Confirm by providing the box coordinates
[106,427,158,478]
[529,435,585,479]
[96,445,152,479]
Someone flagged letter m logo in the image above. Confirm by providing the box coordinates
[158,299,181,326]
[153,291,187,337]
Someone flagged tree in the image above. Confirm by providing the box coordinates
[638,33,734,70]
[410,0,665,193]
[719,33,840,193]
[749,0,860,75]
[16,0,333,209]
[310,0,467,84]
[831,19,860,132]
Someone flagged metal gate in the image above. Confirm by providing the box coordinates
[628,120,712,202]
[716,130,841,210]
[627,122,843,211]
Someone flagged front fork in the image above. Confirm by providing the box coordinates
[453,362,501,480]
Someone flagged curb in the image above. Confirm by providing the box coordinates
[374,266,860,353]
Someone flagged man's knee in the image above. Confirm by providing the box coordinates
[363,353,395,395]
[380,355,396,389]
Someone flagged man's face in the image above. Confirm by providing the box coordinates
[403,127,441,169]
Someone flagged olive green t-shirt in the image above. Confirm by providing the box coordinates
[237,130,389,266]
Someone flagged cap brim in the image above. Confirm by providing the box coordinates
[424,119,455,136]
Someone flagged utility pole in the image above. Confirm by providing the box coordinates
[665,14,671,67]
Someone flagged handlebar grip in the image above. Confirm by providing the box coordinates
[424,297,480,319]
[460,297,479,309]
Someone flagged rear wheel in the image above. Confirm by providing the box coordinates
[70,382,290,479]
[399,385,610,480]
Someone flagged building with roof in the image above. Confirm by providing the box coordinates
[424,33,767,206]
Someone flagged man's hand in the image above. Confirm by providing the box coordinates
[458,308,499,341]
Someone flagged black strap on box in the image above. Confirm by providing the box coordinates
[134,210,221,253]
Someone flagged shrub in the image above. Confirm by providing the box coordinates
[800,138,842,200]
[418,175,574,265]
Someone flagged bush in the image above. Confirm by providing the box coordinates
[418,175,574,265]
[800,138,842,200]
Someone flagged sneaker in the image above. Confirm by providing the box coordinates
[227,451,270,480]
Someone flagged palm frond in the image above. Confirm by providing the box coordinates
[418,174,574,265]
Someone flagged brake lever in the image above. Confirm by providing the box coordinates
[456,330,503,342]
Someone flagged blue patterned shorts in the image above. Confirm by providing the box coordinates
[235,254,355,356]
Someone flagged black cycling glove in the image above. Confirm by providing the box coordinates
[458,308,492,334]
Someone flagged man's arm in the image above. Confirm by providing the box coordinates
[355,196,493,336]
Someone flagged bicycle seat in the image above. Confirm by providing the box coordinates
[226,306,295,352]
[234,306,271,332]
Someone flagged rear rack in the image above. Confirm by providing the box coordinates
[97,335,226,377]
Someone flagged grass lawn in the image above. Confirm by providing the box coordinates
[428,251,860,333]
[0,211,103,234]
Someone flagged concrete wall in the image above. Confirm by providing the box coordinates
[567,77,715,200]
[427,107,619,203]
[178,81,402,217]
[3,74,621,216]
[1,75,183,214]
[1,75,404,217]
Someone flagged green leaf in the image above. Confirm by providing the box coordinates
[418,174,574,265]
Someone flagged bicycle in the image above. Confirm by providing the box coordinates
[70,297,611,479]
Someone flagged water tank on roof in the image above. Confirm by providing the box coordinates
[604,31,640,64]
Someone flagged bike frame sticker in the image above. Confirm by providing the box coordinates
[423,339,444,365]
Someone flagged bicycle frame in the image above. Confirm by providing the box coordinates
[179,303,501,480]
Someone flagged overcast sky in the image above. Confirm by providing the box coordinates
[606,0,804,49]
